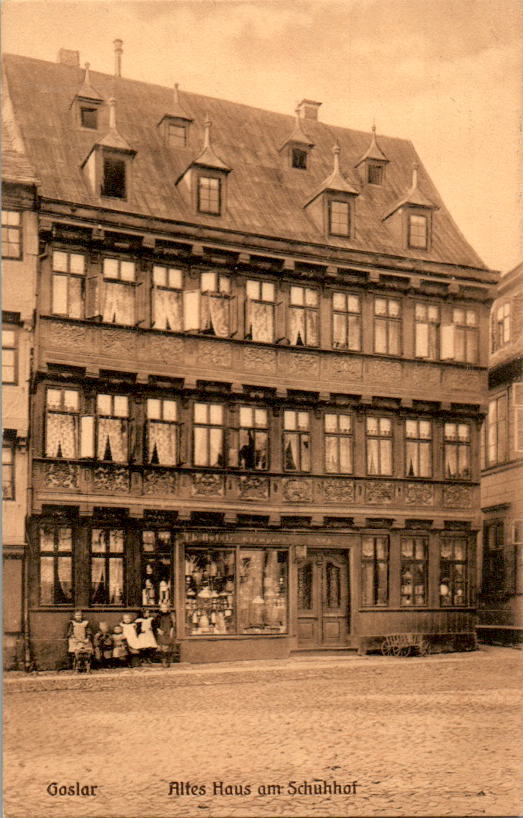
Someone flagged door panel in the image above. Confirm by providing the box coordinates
[297,550,349,648]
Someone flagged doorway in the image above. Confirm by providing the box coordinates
[297,549,350,648]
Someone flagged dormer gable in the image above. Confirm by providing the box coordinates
[176,116,231,216]
[279,107,315,170]
[72,63,104,131]
[383,162,438,251]
[157,83,194,148]
[81,98,136,200]
[355,124,389,185]
[303,143,359,237]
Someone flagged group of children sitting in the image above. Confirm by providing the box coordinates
[66,603,176,672]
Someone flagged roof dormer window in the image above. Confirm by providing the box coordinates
[292,148,308,170]
[367,162,384,186]
[382,163,437,252]
[73,63,104,131]
[408,213,428,250]
[176,116,230,216]
[102,156,126,199]
[198,175,221,215]
[356,125,388,185]
[303,143,358,238]
[81,98,136,202]
[158,83,193,148]
[80,105,98,130]
[329,200,351,237]
[279,107,314,170]
[168,122,187,148]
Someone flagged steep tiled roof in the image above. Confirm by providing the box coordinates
[2,112,38,185]
[3,53,486,270]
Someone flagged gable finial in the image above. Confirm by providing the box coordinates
[333,141,341,174]
[203,114,211,150]
[84,62,91,83]
[412,161,419,189]
[174,83,180,105]
[108,97,116,131]
[372,119,376,134]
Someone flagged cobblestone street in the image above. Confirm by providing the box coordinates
[4,646,522,818]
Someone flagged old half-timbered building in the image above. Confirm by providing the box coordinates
[3,46,498,668]
[479,262,523,643]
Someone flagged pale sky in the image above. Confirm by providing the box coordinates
[3,0,522,273]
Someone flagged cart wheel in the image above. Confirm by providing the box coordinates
[419,640,431,656]
[381,639,393,656]
[391,643,403,656]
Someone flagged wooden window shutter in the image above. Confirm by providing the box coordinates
[135,268,148,327]
[85,273,101,319]
[440,323,455,360]
[79,415,95,458]
[416,321,429,358]
[183,288,200,332]
[228,295,238,337]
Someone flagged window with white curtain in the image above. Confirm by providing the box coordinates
[51,250,86,318]
[366,417,392,475]
[229,406,269,470]
[152,265,183,331]
[193,403,224,467]
[444,422,471,478]
[324,413,352,473]
[415,303,440,360]
[90,529,125,605]
[283,410,310,472]
[374,297,401,355]
[146,398,178,466]
[39,525,73,605]
[405,419,432,477]
[102,257,135,325]
[45,388,80,458]
[288,286,319,346]
[96,394,129,463]
[332,292,361,350]
[245,279,275,343]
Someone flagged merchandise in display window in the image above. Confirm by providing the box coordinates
[141,530,173,606]
[239,550,288,634]
[185,549,236,635]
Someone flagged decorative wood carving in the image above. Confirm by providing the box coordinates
[282,478,313,502]
[143,469,177,495]
[443,485,473,508]
[239,474,270,500]
[44,461,79,489]
[326,356,363,379]
[323,478,355,502]
[46,321,93,353]
[405,482,434,506]
[146,335,184,364]
[191,472,225,496]
[93,465,129,492]
[198,341,232,368]
[365,360,402,382]
[243,347,277,373]
[286,352,319,377]
[98,328,137,359]
[365,481,394,503]
[409,364,440,389]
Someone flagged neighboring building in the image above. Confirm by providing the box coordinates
[2,94,40,668]
[479,262,523,641]
[3,48,497,669]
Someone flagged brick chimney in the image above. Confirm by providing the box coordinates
[58,48,80,67]
[297,99,322,121]
[114,39,123,77]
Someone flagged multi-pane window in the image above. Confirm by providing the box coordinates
[96,394,129,462]
[168,122,187,147]
[324,413,352,473]
[408,213,428,249]
[200,272,231,336]
[102,157,126,199]
[486,394,507,466]
[366,417,392,475]
[2,327,17,384]
[193,403,224,467]
[292,148,307,170]
[283,410,310,472]
[102,258,135,325]
[361,536,389,606]
[151,265,183,331]
[39,526,73,605]
[440,538,467,606]
[288,286,319,346]
[374,297,401,355]
[245,280,275,343]
[1,210,22,258]
[45,388,80,458]
[444,422,471,479]
[332,292,361,350]
[400,537,428,606]
[2,443,15,499]
[142,530,173,606]
[492,302,511,351]
[442,308,478,363]
[146,398,178,466]
[52,250,86,318]
[329,201,350,236]
[482,521,504,596]
[198,176,221,215]
[230,406,269,470]
[90,529,125,605]
[415,303,440,359]
[405,419,432,477]
[367,163,384,185]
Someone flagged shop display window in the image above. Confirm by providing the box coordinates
[239,550,288,634]
[142,530,173,606]
[90,528,125,605]
[185,549,236,635]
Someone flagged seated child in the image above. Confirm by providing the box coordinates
[93,621,114,667]
[120,613,141,667]
[111,624,128,666]
[66,610,93,670]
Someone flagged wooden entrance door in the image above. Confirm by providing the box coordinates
[297,550,349,648]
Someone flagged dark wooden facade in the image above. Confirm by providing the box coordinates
[3,51,497,668]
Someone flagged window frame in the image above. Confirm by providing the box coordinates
[288,284,319,347]
[146,397,180,466]
[197,175,221,215]
[101,257,136,326]
[407,212,429,250]
[366,416,393,476]
[141,529,174,607]
[373,296,402,355]
[167,122,187,148]
[292,148,307,170]
[231,405,270,471]
[452,307,479,364]
[101,155,127,199]
[151,264,184,331]
[361,535,389,607]
[486,393,508,467]
[444,421,471,480]
[1,209,22,259]
[80,105,99,130]
[328,200,351,237]
[245,278,276,343]
[367,162,384,186]
[192,402,224,468]
[44,387,81,459]
[283,409,311,473]
[332,291,361,350]
[51,249,87,319]
[90,528,126,606]
[96,393,129,463]
[400,536,428,607]
[324,412,353,474]
[39,525,74,606]
[492,302,511,351]
[440,537,468,607]
[414,302,440,360]
[2,441,15,500]
[405,418,432,478]
[2,325,18,385]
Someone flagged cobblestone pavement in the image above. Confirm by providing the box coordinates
[4,647,522,818]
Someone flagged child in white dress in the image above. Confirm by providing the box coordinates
[135,609,158,663]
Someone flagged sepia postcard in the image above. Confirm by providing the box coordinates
[2,1,522,816]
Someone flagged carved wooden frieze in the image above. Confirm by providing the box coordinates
[93,465,129,493]
[443,485,473,508]
[365,481,395,503]
[243,347,277,373]
[239,475,270,500]
[405,482,434,506]
[322,478,355,502]
[44,461,79,490]
[145,334,184,365]
[409,364,440,389]
[46,321,94,353]
[285,352,319,378]
[326,356,363,380]
[282,478,313,502]
[98,328,137,360]
[198,341,232,368]
[191,472,225,496]
[442,369,482,392]
[365,360,402,382]
[143,469,178,495]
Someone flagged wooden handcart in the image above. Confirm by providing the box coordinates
[381,633,431,657]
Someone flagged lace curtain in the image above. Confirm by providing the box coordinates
[46,413,77,458]
[103,282,134,325]
[153,289,182,331]
[201,294,229,337]
[289,308,318,346]
[97,418,128,462]
[246,300,273,342]
[148,421,176,465]
[40,556,72,604]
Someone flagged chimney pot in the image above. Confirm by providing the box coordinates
[114,38,123,77]
[58,48,80,67]
[297,99,322,121]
